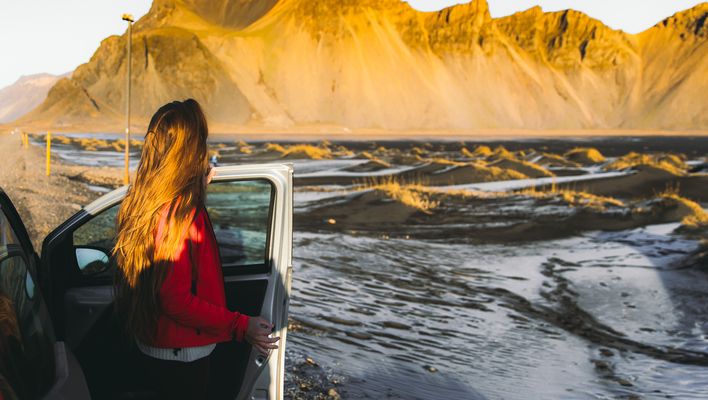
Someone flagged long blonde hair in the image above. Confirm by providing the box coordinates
[114,99,209,341]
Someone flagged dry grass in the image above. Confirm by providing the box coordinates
[536,152,581,168]
[492,155,555,178]
[415,156,529,181]
[657,187,708,227]
[356,176,439,213]
[516,185,625,211]
[479,163,528,181]
[422,157,467,167]
[355,174,625,214]
[460,147,475,158]
[492,145,513,159]
[295,185,349,193]
[564,147,606,164]
[359,151,392,168]
[461,145,493,158]
[74,137,111,151]
[372,146,389,155]
[50,135,144,153]
[604,152,687,175]
[411,146,427,156]
[333,145,354,157]
[54,135,73,145]
[265,143,333,159]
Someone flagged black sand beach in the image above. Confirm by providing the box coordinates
[5,132,708,399]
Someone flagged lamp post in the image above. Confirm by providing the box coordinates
[122,13,134,185]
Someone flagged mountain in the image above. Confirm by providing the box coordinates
[0,73,66,123]
[15,0,708,131]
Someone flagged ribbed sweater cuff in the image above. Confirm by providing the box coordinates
[233,314,250,342]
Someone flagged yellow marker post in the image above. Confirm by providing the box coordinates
[46,131,51,176]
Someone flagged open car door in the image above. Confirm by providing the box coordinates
[0,189,91,400]
[38,163,293,400]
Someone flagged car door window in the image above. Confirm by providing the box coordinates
[206,179,274,271]
[0,205,55,399]
[72,179,274,275]
[73,204,119,253]
[72,204,119,276]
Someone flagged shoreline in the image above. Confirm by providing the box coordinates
[4,125,708,141]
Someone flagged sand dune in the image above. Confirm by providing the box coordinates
[564,147,606,165]
[489,157,554,178]
[297,179,707,243]
[549,164,708,202]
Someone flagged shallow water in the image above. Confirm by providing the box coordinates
[29,135,708,398]
[289,224,708,399]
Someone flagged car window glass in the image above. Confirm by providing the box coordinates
[73,204,120,276]
[0,208,55,399]
[73,179,274,272]
[206,180,273,268]
[73,204,120,252]
[0,211,19,247]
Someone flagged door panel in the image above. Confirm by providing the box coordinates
[40,163,293,400]
[205,164,293,400]
[0,191,90,400]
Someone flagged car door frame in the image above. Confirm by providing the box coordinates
[38,163,293,400]
[214,164,294,400]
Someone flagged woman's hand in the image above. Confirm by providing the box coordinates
[245,316,280,356]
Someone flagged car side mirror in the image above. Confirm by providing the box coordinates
[76,247,111,275]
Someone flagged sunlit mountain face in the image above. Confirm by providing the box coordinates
[17,0,708,132]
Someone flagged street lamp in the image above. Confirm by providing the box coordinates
[122,13,134,185]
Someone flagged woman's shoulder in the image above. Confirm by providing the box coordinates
[188,205,209,241]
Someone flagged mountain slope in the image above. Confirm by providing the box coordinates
[16,0,708,131]
[0,73,66,123]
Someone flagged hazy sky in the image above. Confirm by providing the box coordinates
[0,0,704,89]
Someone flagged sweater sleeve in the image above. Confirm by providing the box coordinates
[157,209,250,342]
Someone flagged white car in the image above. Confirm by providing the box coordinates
[0,164,293,400]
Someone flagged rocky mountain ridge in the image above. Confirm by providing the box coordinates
[15,0,708,131]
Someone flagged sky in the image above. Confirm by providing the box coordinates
[0,0,705,89]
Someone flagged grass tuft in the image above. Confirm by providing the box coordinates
[265,143,333,159]
[564,147,606,164]
[657,188,708,227]
[604,152,687,175]
[356,176,439,213]
[360,151,392,167]
[516,186,624,211]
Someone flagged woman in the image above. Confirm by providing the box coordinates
[113,99,278,399]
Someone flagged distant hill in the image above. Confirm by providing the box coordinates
[0,73,66,123]
[15,0,708,131]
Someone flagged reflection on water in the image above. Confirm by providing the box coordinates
[289,224,708,399]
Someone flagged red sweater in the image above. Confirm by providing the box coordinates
[150,205,250,348]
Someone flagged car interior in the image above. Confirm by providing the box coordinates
[35,179,277,399]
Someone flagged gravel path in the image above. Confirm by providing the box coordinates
[0,132,121,251]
